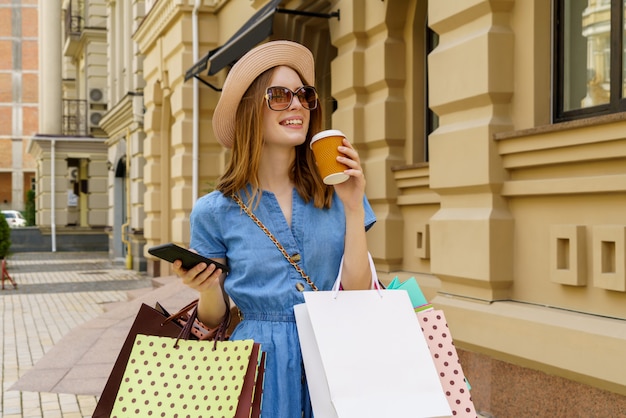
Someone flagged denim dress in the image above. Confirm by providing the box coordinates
[189,189,376,418]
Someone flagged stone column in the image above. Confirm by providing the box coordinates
[330,0,409,271]
[428,0,515,301]
[38,0,62,134]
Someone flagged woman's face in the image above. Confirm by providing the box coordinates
[262,66,311,150]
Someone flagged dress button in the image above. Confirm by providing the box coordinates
[295,282,305,292]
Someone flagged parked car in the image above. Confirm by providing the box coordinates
[2,210,27,228]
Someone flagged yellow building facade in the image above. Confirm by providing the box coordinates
[63,0,626,415]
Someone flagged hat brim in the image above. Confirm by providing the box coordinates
[213,40,315,148]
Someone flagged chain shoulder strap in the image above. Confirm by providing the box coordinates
[232,194,318,291]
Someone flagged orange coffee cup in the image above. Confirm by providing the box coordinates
[310,129,350,185]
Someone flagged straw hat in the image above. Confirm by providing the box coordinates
[213,40,315,148]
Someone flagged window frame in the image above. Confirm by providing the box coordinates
[553,0,626,122]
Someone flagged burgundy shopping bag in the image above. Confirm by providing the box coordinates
[94,303,263,418]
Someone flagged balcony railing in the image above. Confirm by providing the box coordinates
[64,1,83,39]
[63,99,88,136]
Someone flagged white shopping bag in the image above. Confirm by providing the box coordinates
[294,259,451,418]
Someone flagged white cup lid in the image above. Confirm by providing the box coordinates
[310,129,346,148]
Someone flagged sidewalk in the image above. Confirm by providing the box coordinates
[0,252,195,418]
[1,252,494,418]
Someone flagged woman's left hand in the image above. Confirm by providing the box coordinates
[333,137,366,212]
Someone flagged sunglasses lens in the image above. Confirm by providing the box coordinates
[267,87,292,110]
[297,87,318,109]
[266,86,318,111]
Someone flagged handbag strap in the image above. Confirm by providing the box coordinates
[232,194,318,291]
[162,298,231,347]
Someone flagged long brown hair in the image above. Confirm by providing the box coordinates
[216,67,333,208]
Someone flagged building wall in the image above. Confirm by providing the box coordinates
[133,0,626,415]
[27,0,109,238]
[414,0,626,413]
[99,0,147,270]
[135,0,241,276]
[0,0,38,211]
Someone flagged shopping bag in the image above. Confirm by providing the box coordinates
[294,271,452,418]
[388,276,477,416]
[418,309,477,417]
[94,302,264,418]
[387,276,430,311]
[93,303,186,418]
[111,336,264,418]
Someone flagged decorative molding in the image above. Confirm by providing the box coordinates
[549,225,586,286]
[416,223,430,260]
[592,225,626,292]
[134,0,227,53]
[99,95,134,143]
[501,174,626,197]
[394,165,441,206]
[498,108,626,197]
[133,0,180,54]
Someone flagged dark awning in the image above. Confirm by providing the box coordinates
[184,0,280,84]
[184,1,339,89]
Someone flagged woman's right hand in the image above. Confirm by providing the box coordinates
[173,251,229,327]
[172,251,227,293]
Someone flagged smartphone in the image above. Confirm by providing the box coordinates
[148,243,230,274]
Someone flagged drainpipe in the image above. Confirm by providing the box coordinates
[192,0,200,203]
[160,79,172,251]
[50,139,56,252]
[121,128,133,269]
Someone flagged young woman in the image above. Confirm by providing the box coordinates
[174,40,376,417]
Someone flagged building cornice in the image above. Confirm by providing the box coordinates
[133,0,225,54]
[99,94,134,141]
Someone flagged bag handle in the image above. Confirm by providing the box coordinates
[162,298,200,322]
[232,194,318,291]
[182,303,231,349]
[163,297,232,348]
[331,252,382,298]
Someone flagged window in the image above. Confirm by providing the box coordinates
[426,26,439,160]
[554,0,626,121]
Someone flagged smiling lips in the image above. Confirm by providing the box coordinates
[281,118,303,126]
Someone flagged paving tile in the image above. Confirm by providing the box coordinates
[55,376,109,397]
[9,367,67,393]
[64,363,112,380]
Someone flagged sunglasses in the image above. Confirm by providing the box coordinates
[264,86,318,111]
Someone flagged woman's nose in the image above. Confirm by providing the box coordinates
[290,95,304,110]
